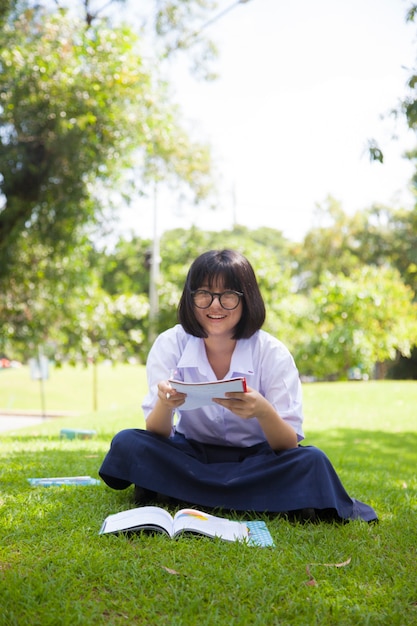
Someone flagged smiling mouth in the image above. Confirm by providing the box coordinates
[207,314,226,319]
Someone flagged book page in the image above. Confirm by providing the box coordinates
[172,509,248,542]
[99,506,174,536]
[168,377,247,410]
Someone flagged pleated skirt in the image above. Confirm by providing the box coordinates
[99,429,377,522]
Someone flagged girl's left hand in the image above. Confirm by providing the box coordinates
[212,386,267,419]
[213,386,298,449]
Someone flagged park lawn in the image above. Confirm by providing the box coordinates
[0,366,416,625]
[0,362,146,416]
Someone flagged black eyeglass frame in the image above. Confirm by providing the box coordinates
[191,289,244,310]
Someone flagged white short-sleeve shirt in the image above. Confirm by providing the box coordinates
[142,324,304,446]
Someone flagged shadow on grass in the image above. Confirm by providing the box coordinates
[305,428,417,472]
[304,428,417,515]
[1,428,416,524]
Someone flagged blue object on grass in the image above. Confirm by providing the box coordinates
[60,428,97,439]
[246,520,275,547]
[28,476,101,486]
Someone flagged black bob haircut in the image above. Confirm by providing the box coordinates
[178,249,266,339]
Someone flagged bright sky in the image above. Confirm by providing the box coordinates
[118,0,417,243]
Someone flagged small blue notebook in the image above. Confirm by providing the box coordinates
[246,521,275,547]
[28,476,101,486]
[60,428,97,439]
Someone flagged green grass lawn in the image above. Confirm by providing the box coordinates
[0,366,416,625]
[0,362,146,416]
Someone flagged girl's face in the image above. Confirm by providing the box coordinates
[193,280,243,340]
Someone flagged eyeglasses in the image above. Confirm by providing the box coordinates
[191,289,243,310]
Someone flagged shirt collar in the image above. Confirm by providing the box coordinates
[177,335,255,378]
[230,338,255,376]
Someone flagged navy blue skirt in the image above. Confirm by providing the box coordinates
[99,429,377,522]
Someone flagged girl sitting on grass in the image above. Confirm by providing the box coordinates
[99,249,377,522]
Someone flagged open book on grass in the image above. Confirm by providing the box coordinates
[99,506,274,547]
[168,377,247,410]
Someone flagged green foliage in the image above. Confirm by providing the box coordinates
[2,3,417,378]
[406,3,417,22]
[3,216,417,378]
[1,9,144,262]
[294,199,417,299]
[367,138,384,163]
[0,0,17,25]
[0,235,93,361]
[152,0,220,79]
[54,290,149,365]
[96,238,153,296]
[293,196,368,291]
[0,4,213,276]
[0,1,214,365]
[351,205,417,296]
[0,235,149,364]
[294,266,417,380]
[46,0,220,79]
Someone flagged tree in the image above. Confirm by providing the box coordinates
[0,230,150,364]
[0,5,212,279]
[40,0,220,78]
[293,267,417,380]
[53,290,150,365]
[0,234,95,362]
[0,2,216,363]
[292,196,367,291]
[95,237,153,297]
[354,204,417,296]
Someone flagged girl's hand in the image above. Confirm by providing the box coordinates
[157,381,187,409]
[147,381,186,437]
[212,386,267,420]
[213,385,298,450]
